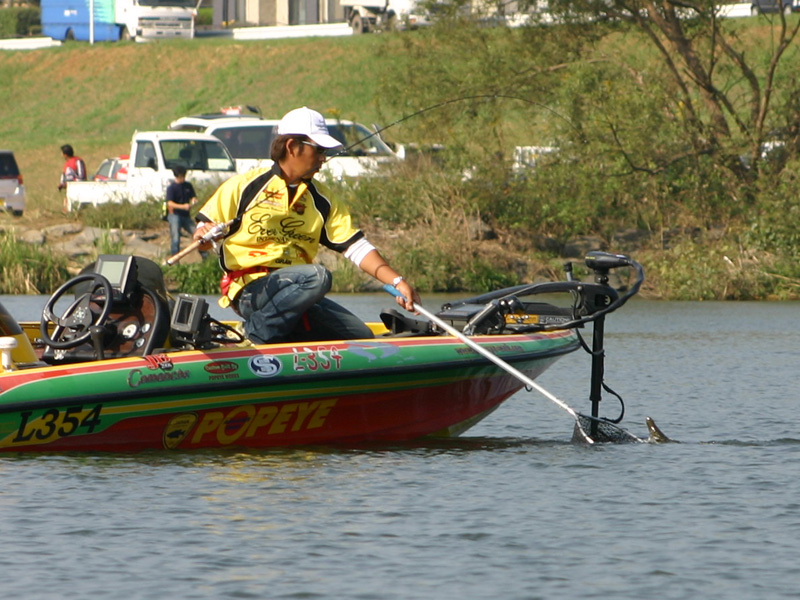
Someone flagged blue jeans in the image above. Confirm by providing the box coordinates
[236,264,374,344]
[168,213,196,256]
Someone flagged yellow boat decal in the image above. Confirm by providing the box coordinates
[0,404,103,448]
[187,399,338,446]
[163,413,198,449]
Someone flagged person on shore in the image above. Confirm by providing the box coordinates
[57,144,86,191]
[165,166,198,256]
[193,106,419,345]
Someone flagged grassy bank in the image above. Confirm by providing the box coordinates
[0,35,396,217]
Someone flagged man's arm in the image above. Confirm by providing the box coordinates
[357,249,419,313]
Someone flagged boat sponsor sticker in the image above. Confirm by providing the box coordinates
[188,399,337,446]
[505,314,571,326]
[347,342,400,361]
[163,413,198,450]
[454,343,525,355]
[127,354,190,387]
[128,367,190,388]
[144,354,173,371]
[292,346,342,372]
[204,360,240,381]
[248,355,282,378]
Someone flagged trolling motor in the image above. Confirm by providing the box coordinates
[437,251,644,440]
[582,252,633,438]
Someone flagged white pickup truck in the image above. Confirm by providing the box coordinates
[168,110,401,181]
[340,0,430,33]
[65,131,237,211]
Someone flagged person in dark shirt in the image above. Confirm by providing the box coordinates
[165,166,198,256]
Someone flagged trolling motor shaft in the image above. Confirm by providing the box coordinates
[582,252,634,437]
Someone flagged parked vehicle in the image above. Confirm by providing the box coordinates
[40,0,197,42]
[92,155,129,181]
[340,0,430,32]
[512,145,558,172]
[0,150,25,217]
[65,131,236,211]
[751,0,800,14]
[168,108,401,180]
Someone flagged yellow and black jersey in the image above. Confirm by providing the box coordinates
[197,164,364,306]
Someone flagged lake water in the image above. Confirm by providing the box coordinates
[1,294,799,599]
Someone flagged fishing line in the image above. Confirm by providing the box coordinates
[334,93,584,157]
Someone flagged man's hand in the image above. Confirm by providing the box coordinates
[193,221,226,252]
[394,280,420,314]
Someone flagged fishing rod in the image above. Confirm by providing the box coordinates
[331,93,585,157]
[165,220,231,266]
[165,94,578,265]
[165,187,284,265]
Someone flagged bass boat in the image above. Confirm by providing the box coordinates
[0,251,644,452]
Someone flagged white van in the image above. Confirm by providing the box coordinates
[0,150,26,217]
[168,110,401,180]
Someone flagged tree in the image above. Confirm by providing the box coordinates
[377,1,800,233]
[546,0,800,180]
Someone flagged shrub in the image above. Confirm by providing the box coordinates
[0,231,71,294]
[78,199,164,230]
[0,7,40,38]
[163,254,222,295]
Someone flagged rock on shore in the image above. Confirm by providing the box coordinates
[4,221,204,272]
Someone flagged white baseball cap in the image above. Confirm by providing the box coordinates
[276,107,342,149]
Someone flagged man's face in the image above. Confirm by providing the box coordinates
[294,139,327,178]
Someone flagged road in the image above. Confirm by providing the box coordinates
[0,4,757,51]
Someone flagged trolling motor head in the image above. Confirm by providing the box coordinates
[585,251,632,284]
[572,251,635,313]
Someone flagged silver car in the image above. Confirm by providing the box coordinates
[0,150,25,217]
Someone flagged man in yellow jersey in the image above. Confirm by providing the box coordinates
[194,106,419,344]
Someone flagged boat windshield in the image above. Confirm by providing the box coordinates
[160,140,236,172]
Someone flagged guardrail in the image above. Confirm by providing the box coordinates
[0,37,62,51]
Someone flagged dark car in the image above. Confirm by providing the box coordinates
[752,0,800,15]
[0,150,25,217]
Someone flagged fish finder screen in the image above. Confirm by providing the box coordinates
[95,255,135,297]
[100,261,125,287]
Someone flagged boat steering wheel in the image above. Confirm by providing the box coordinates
[40,273,114,350]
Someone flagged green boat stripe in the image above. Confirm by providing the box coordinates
[0,341,578,415]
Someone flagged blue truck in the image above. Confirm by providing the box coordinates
[41,0,197,42]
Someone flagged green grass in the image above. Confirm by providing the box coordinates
[0,231,71,294]
[0,34,402,218]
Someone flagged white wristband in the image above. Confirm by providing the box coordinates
[392,276,404,288]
